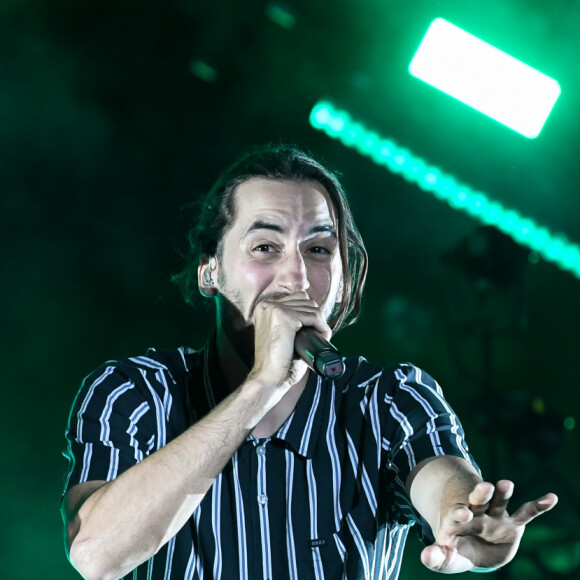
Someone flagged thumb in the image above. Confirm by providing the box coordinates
[421,544,472,574]
[421,544,447,571]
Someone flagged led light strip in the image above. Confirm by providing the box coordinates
[310,101,580,279]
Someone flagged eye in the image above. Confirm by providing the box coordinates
[307,245,330,255]
[252,243,277,253]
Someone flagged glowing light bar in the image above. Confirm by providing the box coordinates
[310,101,580,278]
[409,18,561,138]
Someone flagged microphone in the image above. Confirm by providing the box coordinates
[294,328,345,379]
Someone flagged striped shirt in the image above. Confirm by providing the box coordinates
[63,341,477,579]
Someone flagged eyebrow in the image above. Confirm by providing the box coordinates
[245,220,336,237]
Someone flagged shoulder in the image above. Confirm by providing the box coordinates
[339,357,443,397]
[75,346,204,405]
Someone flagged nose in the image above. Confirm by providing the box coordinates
[276,249,310,293]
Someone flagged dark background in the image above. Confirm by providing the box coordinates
[2,0,578,578]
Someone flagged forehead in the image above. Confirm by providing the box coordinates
[230,178,337,232]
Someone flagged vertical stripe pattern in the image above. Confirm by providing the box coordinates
[62,347,478,579]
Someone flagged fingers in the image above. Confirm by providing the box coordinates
[256,292,331,337]
[468,480,557,525]
[251,292,331,388]
[467,482,495,516]
[485,480,513,517]
[512,493,558,525]
[432,481,558,573]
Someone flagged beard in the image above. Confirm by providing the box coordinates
[215,266,262,370]
[215,267,338,369]
[215,293,256,370]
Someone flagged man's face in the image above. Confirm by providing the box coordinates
[211,178,343,334]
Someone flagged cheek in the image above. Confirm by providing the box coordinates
[237,260,275,289]
[307,261,339,298]
[308,267,331,288]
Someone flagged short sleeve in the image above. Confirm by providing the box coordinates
[62,363,158,494]
[380,363,479,540]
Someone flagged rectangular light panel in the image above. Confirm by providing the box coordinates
[409,18,561,138]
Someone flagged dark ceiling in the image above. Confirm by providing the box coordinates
[1,1,578,577]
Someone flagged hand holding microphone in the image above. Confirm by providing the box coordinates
[294,327,345,379]
[253,291,345,384]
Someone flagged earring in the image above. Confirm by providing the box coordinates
[203,269,214,286]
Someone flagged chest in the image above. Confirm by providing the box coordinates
[186,433,411,580]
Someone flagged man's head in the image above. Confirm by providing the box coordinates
[173,144,368,332]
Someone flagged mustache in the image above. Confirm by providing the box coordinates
[250,291,317,320]
[250,291,293,319]
[255,291,295,304]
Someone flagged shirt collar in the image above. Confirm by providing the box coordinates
[273,370,329,459]
[205,332,329,459]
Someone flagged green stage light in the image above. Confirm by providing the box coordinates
[309,101,580,279]
[409,19,561,138]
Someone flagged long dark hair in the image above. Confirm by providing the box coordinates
[172,144,368,332]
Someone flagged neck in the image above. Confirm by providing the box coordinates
[215,326,252,393]
[214,324,312,438]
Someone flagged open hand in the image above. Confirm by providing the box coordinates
[421,480,558,573]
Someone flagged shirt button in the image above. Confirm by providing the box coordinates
[256,445,266,456]
[258,494,268,505]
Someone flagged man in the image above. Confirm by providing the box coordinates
[62,145,557,580]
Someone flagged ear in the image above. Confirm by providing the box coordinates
[197,255,218,298]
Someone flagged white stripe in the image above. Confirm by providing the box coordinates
[127,402,149,462]
[373,525,389,579]
[356,370,382,389]
[398,365,472,463]
[76,366,116,441]
[386,526,409,578]
[128,355,167,370]
[277,407,294,438]
[140,369,167,449]
[299,377,322,455]
[346,513,370,578]
[346,432,378,514]
[306,460,325,579]
[163,536,176,580]
[257,445,272,579]
[389,402,416,469]
[146,555,153,580]
[184,544,196,580]
[194,507,204,577]
[99,380,133,443]
[333,534,347,575]
[80,442,93,483]
[232,453,248,579]
[95,381,133,480]
[212,473,223,579]
[177,345,196,369]
[155,369,173,420]
[399,383,444,455]
[106,447,119,481]
[412,365,471,461]
[325,387,343,530]
[285,450,298,580]
[368,381,382,470]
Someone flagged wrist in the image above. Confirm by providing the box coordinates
[236,375,282,428]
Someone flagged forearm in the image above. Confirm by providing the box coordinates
[68,377,273,580]
[407,455,482,537]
